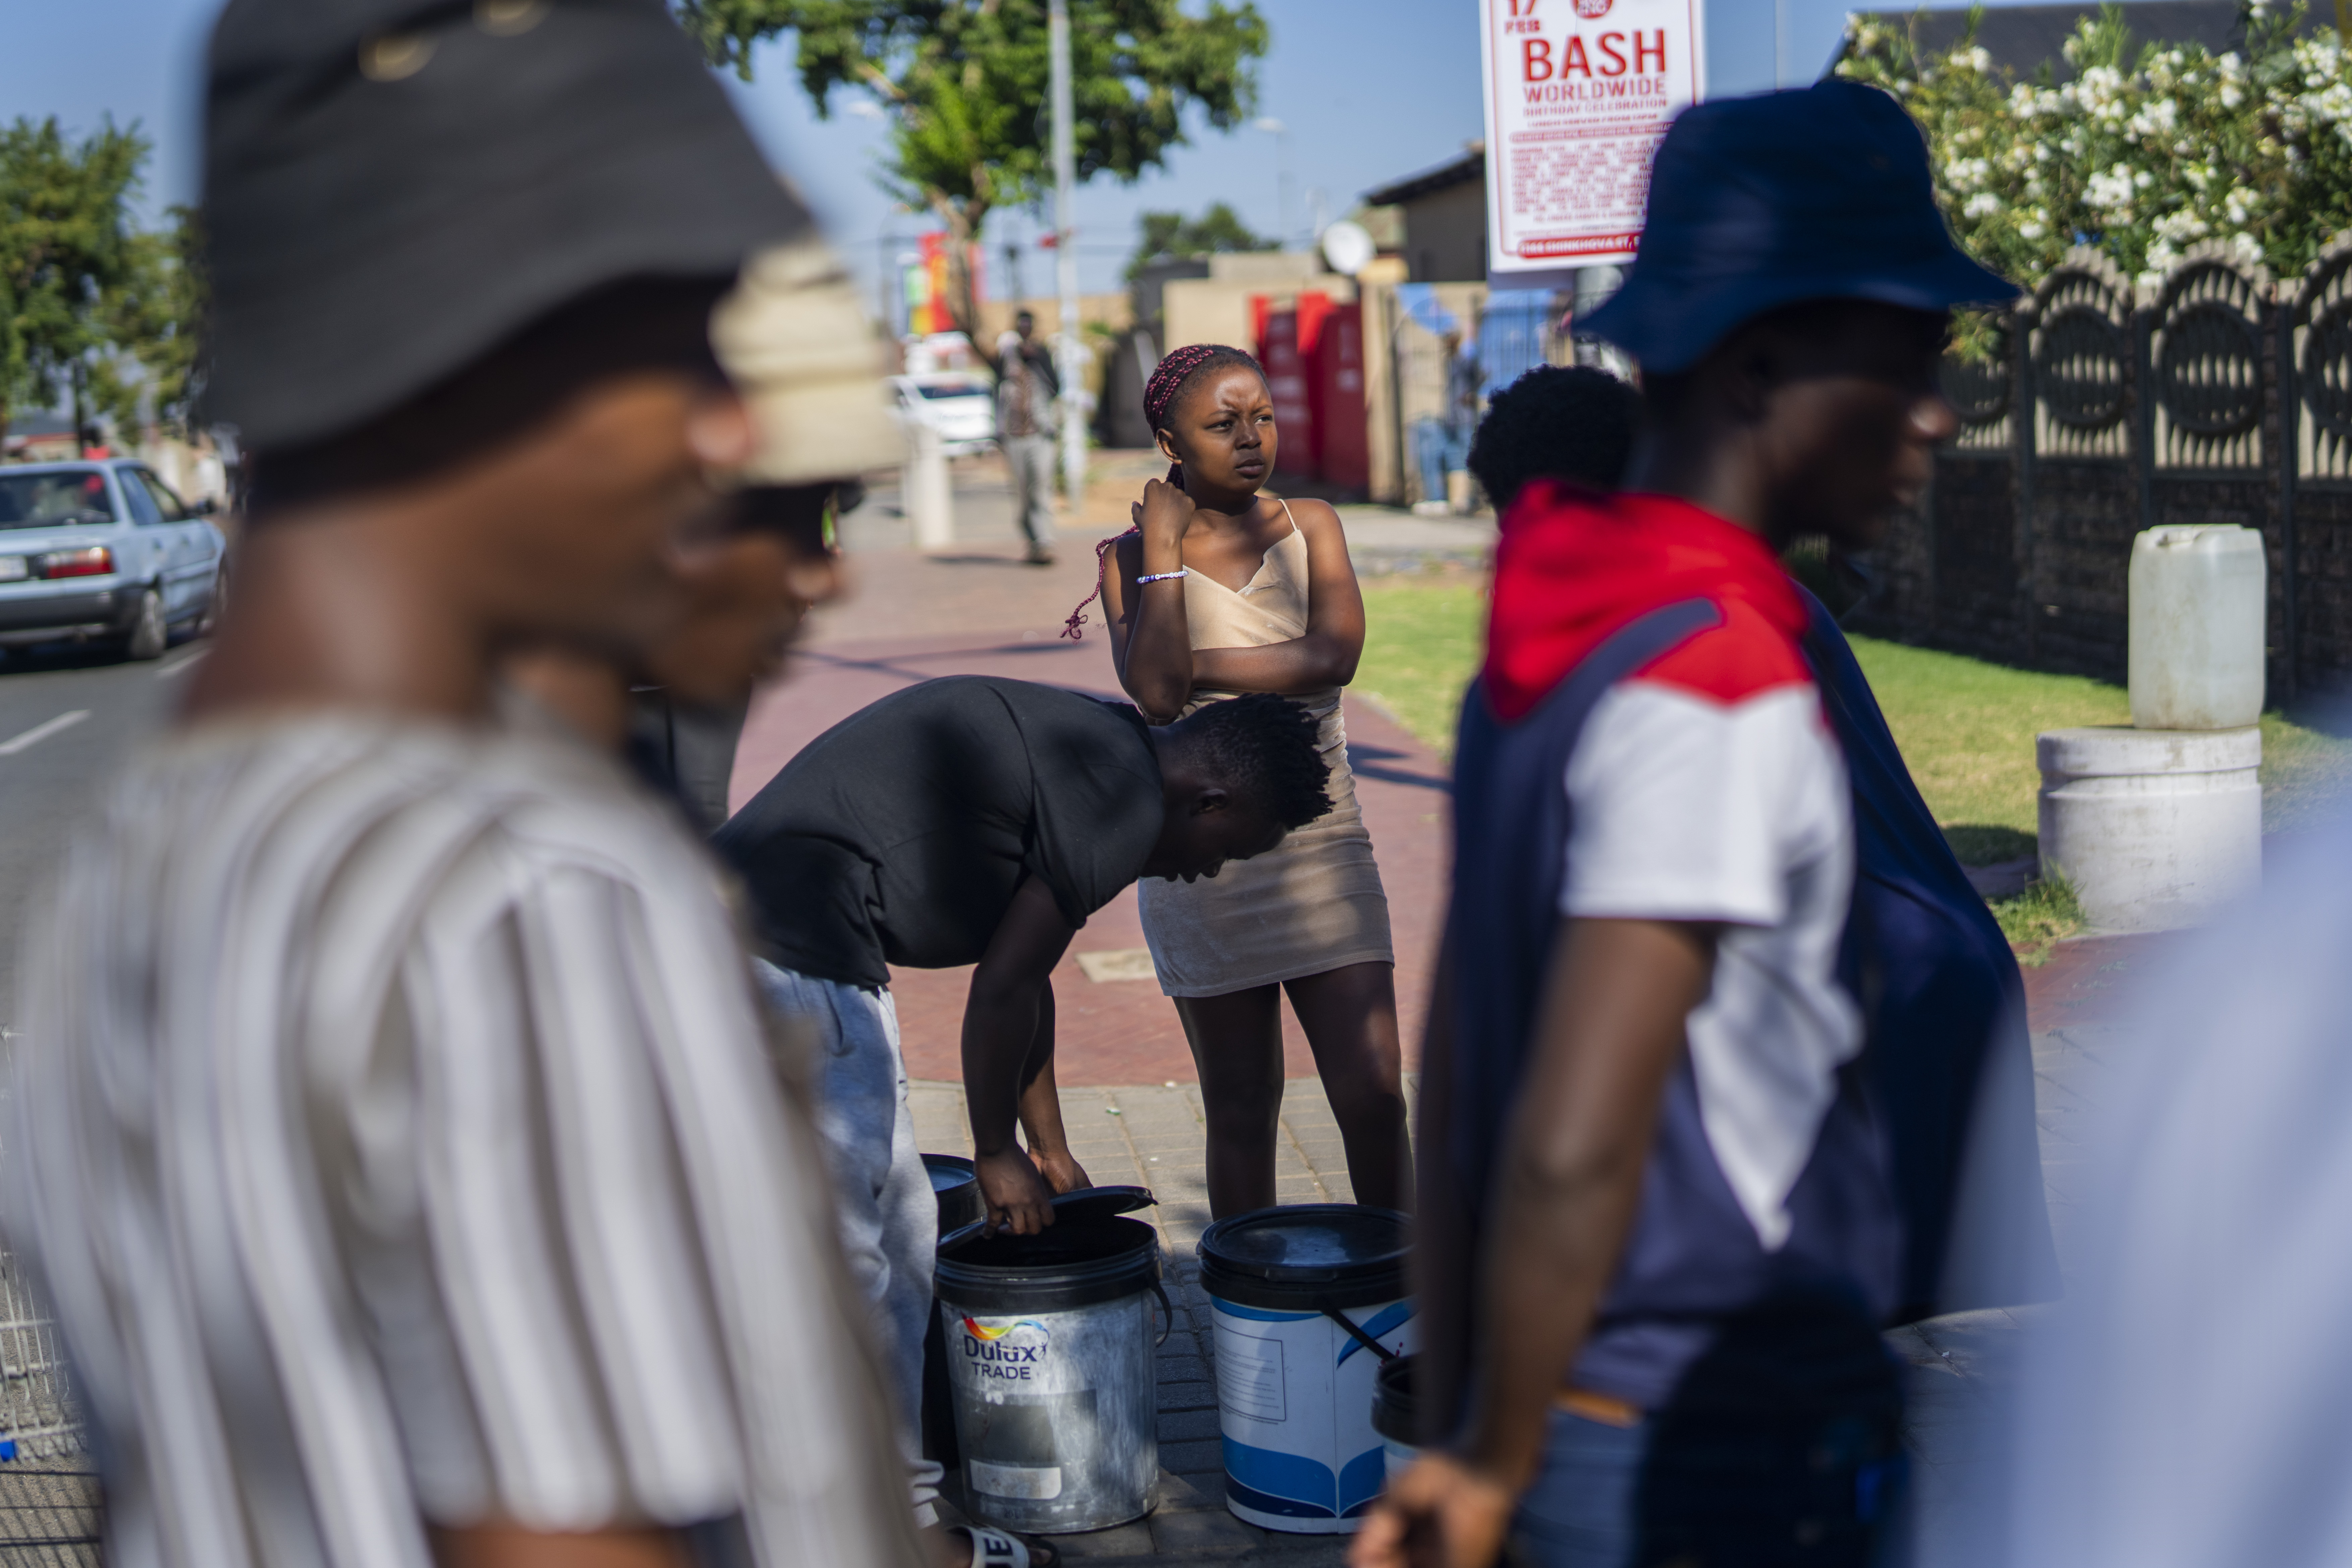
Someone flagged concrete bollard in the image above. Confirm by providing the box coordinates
[903,419,954,551]
[2038,726,2261,933]
[2035,523,2266,933]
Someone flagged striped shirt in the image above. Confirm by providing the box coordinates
[3,714,926,1568]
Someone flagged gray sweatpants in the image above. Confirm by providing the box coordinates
[753,960,944,1524]
[1004,433,1057,549]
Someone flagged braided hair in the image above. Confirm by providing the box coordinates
[1061,342,1268,641]
[1141,343,1266,492]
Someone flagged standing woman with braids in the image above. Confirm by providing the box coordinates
[1087,344,1409,1215]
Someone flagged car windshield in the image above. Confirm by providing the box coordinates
[914,384,986,400]
[0,470,117,530]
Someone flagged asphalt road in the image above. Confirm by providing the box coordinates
[0,636,203,1029]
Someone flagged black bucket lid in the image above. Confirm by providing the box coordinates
[1196,1204,1410,1310]
[934,1186,1161,1314]
[936,1185,1154,1253]
[922,1153,976,1193]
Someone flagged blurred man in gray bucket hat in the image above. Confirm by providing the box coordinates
[1356,79,2021,1568]
[1,4,923,1567]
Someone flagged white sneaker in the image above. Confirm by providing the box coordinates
[1411,500,1451,517]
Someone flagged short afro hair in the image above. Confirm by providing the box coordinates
[1166,693,1332,830]
[1466,365,1639,512]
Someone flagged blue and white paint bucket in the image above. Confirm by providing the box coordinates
[1196,1206,1414,1533]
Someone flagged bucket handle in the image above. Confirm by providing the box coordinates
[1319,1301,1399,1363]
[1151,1279,1174,1348]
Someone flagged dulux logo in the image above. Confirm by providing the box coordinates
[961,1317,1050,1383]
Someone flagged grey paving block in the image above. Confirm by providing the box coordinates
[1156,1468,1226,1512]
[1243,1533,1356,1564]
[1158,1407,1223,1443]
[1118,1123,1206,1146]
[1149,1507,1266,1555]
[1155,1355,1211,1384]
[1052,1520,1159,1557]
[1161,1438,1225,1474]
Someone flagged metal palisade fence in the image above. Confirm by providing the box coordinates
[1856,232,2352,701]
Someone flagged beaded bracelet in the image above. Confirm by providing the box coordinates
[1135,567,1191,584]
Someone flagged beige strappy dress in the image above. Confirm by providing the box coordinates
[1135,507,1396,996]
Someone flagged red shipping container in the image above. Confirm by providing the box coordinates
[1259,307,1317,480]
[1314,302,1369,495]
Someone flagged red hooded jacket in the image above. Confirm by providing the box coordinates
[1482,480,1814,724]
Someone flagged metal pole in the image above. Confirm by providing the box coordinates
[1050,0,1086,507]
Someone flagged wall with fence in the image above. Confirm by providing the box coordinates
[1855,237,2352,699]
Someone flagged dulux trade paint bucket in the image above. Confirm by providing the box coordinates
[933,1187,1171,1533]
[919,1154,984,1472]
[1196,1206,1414,1532]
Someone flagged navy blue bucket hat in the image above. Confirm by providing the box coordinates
[1582,79,2018,373]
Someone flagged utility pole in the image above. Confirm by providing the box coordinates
[1049,0,1086,508]
[1255,117,1291,246]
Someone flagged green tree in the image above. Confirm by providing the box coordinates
[107,206,209,437]
[677,0,1269,359]
[0,117,154,446]
[1123,200,1271,282]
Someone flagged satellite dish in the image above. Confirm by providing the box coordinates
[1321,220,1376,277]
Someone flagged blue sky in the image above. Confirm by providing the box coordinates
[3,0,2034,306]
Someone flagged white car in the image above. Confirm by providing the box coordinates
[0,460,227,660]
[889,373,998,458]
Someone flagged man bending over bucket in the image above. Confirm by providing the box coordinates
[712,677,1329,1527]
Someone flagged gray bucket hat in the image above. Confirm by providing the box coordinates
[203,0,813,450]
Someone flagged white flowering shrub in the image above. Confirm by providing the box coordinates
[1838,3,2352,346]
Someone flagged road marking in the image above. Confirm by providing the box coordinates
[155,648,209,679]
[0,711,89,756]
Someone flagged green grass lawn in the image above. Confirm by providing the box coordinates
[1355,575,2352,869]
[1843,637,2124,865]
[1355,575,1489,754]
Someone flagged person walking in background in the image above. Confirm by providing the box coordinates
[1088,344,1411,1217]
[0,5,926,1567]
[1357,81,2021,1568]
[997,308,1061,565]
[1413,328,1482,515]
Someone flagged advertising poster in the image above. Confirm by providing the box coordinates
[1478,0,1705,279]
